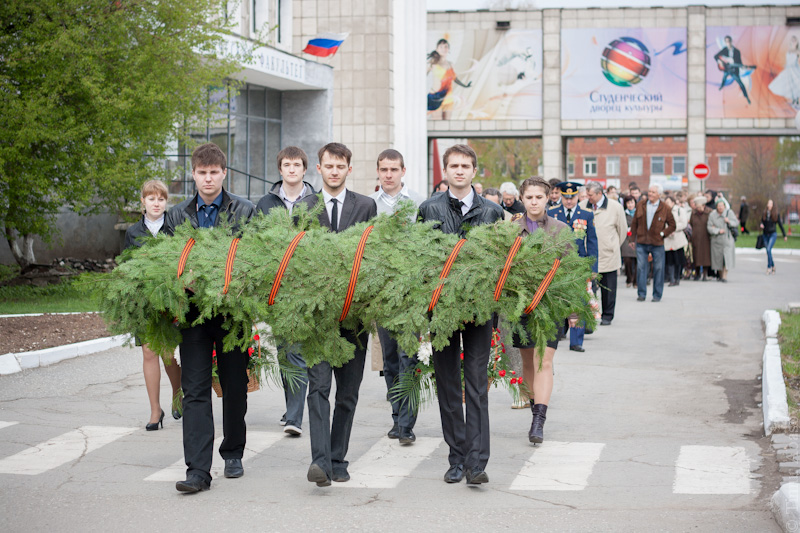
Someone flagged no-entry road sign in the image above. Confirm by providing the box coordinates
[693,163,710,180]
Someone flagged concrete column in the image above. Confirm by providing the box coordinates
[392,0,427,195]
[686,6,706,192]
[541,9,563,181]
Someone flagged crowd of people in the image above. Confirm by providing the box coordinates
[125,141,788,494]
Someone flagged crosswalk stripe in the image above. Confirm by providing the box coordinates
[0,425,136,476]
[340,437,443,488]
[673,445,751,494]
[510,441,605,491]
[0,421,19,430]
[145,431,283,481]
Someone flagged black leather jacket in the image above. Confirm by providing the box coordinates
[163,189,255,236]
[255,181,317,214]
[123,215,165,251]
[417,189,504,237]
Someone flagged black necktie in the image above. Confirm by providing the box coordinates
[330,198,339,232]
[566,209,572,224]
[450,197,465,214]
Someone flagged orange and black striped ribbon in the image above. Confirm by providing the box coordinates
[221,237,241,294]
[268,231,306,305]
[339,225,374,322]
[177,238,196,278]
[523,258,561,315]
[428,238,468,312]
[493,236,523,301]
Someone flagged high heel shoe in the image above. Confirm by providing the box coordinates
[146,409,164,431]
[172,389,183,420]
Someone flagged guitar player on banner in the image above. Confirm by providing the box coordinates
[714,35,755,105]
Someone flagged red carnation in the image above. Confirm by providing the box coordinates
[498,370,506,377]
[490,339,495,347]
[460,352,464,360]
[416,368,422,373]
[253,334,260,341]
[511,370,516,375]
[495,355,501,361]
[509,378,517,384]
[212,350,216,357]
[248,347,254,356]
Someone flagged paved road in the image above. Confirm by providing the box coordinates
[1,251,798,532]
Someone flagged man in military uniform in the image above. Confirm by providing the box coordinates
[547,182,598,352]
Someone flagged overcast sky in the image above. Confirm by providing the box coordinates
[429,0,796,10]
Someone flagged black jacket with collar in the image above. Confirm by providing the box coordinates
[163,189,255,236]
[255,181,317,214]
[417,189,504,237]
[300,189,377,232]
[123,215,166,251]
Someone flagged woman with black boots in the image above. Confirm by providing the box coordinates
[510,177,578,444]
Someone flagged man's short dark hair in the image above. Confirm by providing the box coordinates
[548,178,561,188]
[482,187,501,198]
[629,183,640,191]
[318,142,352,165]
[442,144,477,169]
[519,177,551,197]
[277,146,308,170]
[377,149,404,169]
[192,143,226,170]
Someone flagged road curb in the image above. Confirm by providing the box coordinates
[762,310,790,436]
[0,335,131,375]
[771,483,800,533]
[736,248,800,256]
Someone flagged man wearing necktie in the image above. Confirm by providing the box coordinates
[163,143,256,493]
[417,144,504,485]
[547,182,598,352]
[300,143,378,487]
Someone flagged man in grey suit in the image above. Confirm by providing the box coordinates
[369,149,423,445]
[302,143,378,487]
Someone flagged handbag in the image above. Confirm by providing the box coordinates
[727,210,740,239]
[756,234,765,249]
[683,223,692,240]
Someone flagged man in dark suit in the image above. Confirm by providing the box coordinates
[301,143,378,487]
[256,146,317,437]
[714,35,751,104]
[163,143,256,493]
[547,182,598,352]
[417,144,504,486]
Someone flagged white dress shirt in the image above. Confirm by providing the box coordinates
[448,189,474,215]
[322,188,347,228]
[278,184,307,214]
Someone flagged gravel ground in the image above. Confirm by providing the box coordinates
[0,313,110,354]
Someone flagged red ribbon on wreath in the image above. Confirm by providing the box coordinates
[428,238,467,312]
[340,225,374,322]
[523,258,561,315]
[268,231,306,305]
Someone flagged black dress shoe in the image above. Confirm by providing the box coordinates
[465,468,489,484]
[332,467,350,482]
[307,463,331,487]
[569,345,585,352]
[176,475,210,493]
[444,464,464,483]
[600,318,611,326]
[224,458,244,478]
[398,427,416,445]
[387,422,400,439]
[637,296,645,301]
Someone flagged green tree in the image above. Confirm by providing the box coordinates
[470,138,542,189]
[728,137,787,226]
[0,0,242,267]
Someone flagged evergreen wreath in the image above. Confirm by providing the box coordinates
[98,201,595,369]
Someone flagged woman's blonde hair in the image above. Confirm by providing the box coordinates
[141,180,168,199]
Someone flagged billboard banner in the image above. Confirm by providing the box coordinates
[706,26,800,119]
[561,28,687,120]
[426,29,542,121]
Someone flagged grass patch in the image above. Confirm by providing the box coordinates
[0,273,104,314]
[778,310,800,421]
[736,233,800,249]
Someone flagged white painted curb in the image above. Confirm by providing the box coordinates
[736,248,800,256]
[763,342,791,436]
[0,335,131,375]
[771,483,800,533]
[763,310,782,338]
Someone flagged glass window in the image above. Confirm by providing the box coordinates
[630,137,642,143]
[583,157,597,176]
[585,137,596,143]
[673,136,686,142]
[266,88,282,120]
[629,156,643,176]
[672,156,686,175]
[606,156,620,176]
[652,136,664,142]
[651,156,665,174]
[253,0,269,33]
[567,156,575,176]
[267,121,281,183]
[720,136,732,141]
[719,156,733,175]
[249,86,266,118]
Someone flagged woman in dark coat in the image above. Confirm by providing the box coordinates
[760,198,788,274]
[689,194,713,281]
[123,180,182,430]
[620,195,637,287]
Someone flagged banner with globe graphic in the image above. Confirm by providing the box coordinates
[706,26,800,119]
[561,28,687,120]
[426,29,543,121]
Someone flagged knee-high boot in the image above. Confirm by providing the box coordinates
[528,402,548,444]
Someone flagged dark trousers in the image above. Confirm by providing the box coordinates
[665,249,686,282]
[377,327,418,429]
[623,256,637,286]
[280,343,308,427]
[432,320,492,471]
[180,309,248,483]
[598,270,617,322]
[306,327,368,477]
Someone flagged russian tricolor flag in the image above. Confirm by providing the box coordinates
[303,32,349,57]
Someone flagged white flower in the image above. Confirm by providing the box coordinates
[417,341,433,366]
